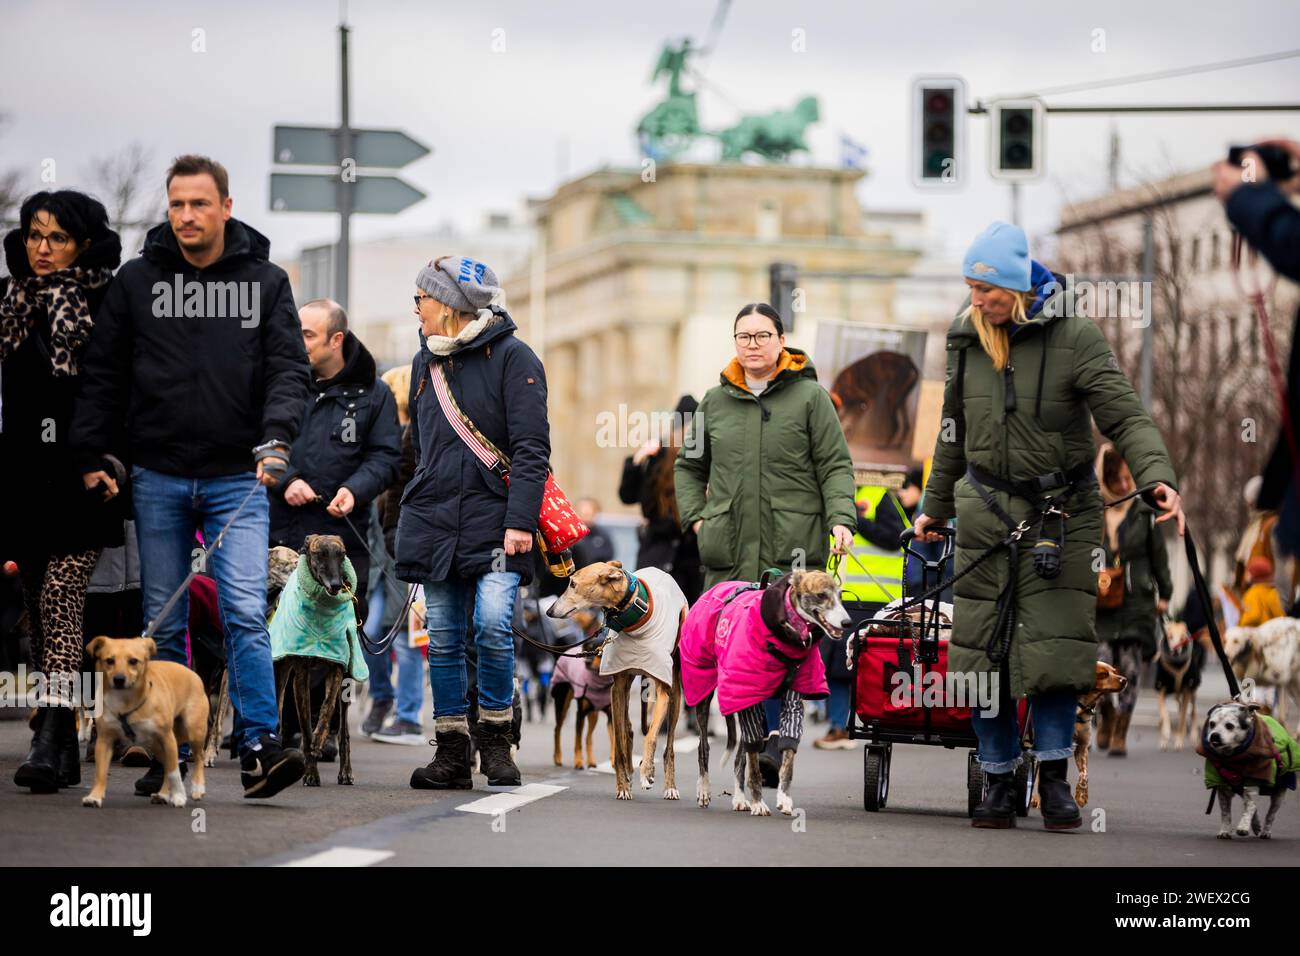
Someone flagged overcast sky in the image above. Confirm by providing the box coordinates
[2,0,1298,266]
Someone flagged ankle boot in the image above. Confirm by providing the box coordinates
[13,708,60,793]
[1095,701,1112,751]
[1108,712,1130,757]
[476,707,521,787]
[1037,758,1082,830]
[971,770,1017,828]
[410,717,472,790]
[55,707,80,788]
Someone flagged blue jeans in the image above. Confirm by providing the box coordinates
[363,583,425,726]
[972,688,1077,773]
[826,677,851,732]
[133,466,279,755]
[424,572,520,718]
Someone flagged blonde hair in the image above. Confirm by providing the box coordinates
[960,291,1036,372]
[381,365,411,418]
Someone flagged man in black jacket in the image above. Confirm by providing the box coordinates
[71,155,310,799]
[269,298,401,617]
[1216,139,1300,552]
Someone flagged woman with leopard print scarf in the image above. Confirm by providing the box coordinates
[1,190,125,794]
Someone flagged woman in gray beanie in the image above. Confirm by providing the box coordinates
[395,255,550,789]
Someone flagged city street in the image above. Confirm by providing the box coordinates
[2,669,1292,867]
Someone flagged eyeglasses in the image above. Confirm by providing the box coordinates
[734,331,775,347]
[26,230,72,251]
[414,294,436,308]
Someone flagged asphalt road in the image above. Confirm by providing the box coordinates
[1,667,1295,866]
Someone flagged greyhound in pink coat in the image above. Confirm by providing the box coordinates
[680,570,850,816]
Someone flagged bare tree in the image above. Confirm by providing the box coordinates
[0,114,26,231]
[83,141,164,256]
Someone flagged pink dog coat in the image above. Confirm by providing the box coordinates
[551,652,614,711]
[680,580,828,716]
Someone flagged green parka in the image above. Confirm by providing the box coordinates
[1095,444,1173,658]
[675,348,857,589]
[923,267,1177,698]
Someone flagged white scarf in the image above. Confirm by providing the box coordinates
[423,309,500,356]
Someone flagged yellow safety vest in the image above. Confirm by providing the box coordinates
[830,485,910,603]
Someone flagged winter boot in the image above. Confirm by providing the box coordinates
[476,707,521,787]
[1095,700,1113,751]
[55,707,81,788]
[13,707,61,793]
[1108,712,1131,757]
[971,769,1017,829]
[410,717,473,790]
[1037,758,1083,830]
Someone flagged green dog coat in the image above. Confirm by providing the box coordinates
[270,554,369,682]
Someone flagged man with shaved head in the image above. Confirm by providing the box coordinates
[269,298,401,622]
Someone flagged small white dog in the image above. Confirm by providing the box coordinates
[1197,700,1300,839]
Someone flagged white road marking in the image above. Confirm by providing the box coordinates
[455,783,567,814]
[278,847,395,867]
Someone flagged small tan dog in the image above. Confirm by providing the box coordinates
[1031,661,1128,809]
[83,637,209,808]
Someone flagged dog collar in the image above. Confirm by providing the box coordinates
[606,571,652,632]
[115,684,151,742]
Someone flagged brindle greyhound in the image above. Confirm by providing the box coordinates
[548,561,689,801]
[273,534,354,787]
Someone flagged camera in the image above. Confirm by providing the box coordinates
[1227,143,1296,182]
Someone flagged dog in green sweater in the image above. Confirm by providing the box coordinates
[1197,701,1300,839]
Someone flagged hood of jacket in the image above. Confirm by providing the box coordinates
[3,225,122,281]
[719,346,817,395]
[140,217,271,273]
[315,331,376,392]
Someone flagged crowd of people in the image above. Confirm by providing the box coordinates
[2,141,1297,827]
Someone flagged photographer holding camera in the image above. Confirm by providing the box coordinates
[1214,139,1300,552]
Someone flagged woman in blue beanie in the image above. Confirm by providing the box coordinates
[912,222,1185,829]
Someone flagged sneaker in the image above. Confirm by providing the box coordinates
[288,731,338,762]
[134,758,188,796]
[362,698,394,737]
[121,745,153,767]
[813,728,856,751]
[372,719,425,746]
[240,735,305,799]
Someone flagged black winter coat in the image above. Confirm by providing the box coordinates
[269,332,400,555]
[0,227,127,560]
[394,310,549,586]
[70,219,310,478]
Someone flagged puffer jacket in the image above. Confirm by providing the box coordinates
[923,260,1177,698]
[674,348,857,589]
[394,308,549,586]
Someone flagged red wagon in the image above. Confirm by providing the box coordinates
[844,527,1036,816]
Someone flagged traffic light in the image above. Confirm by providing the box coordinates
[912,76,965,187]
[990,99,1044,180]
[769,261,798,332]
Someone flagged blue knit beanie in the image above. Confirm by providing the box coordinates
[962,221,1031,293]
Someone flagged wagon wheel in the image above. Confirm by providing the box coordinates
[863,745,890,812]
[1014,754,1037,817]
[966,750,985,817]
